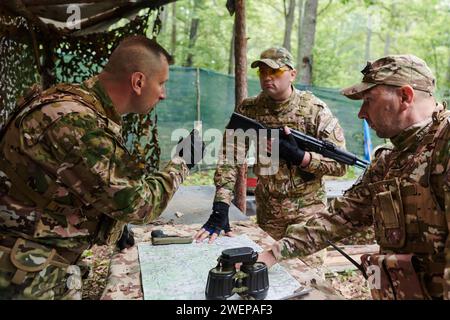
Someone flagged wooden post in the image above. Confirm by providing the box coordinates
[195,67,202,171]
[196,68,201,123]
[233,0,247,214]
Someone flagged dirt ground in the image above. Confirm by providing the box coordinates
[81,245,114,300]
[331,227,375,300]
[81,227,375,300]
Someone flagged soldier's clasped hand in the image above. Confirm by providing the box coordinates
[278,126,306,166]
[176,129,206,169]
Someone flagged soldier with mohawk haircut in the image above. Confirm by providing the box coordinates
[0,35,204,299]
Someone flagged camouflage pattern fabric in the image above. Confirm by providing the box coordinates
[0,264,82,300]
[271,108,450,299]
[342,54,436,100]
[101,222,343,300]
[0,77,189,299]
[250,47,296,70]
[0,237,82,299]
[214,88,346,240]
[361,253,428,300]
[101,246,143,300]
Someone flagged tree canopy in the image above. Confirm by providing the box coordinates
[151,0,449,97]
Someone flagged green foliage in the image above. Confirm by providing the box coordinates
[183,166,360,186]
[151,0,449,95]
[314,0,450,94]
[336,268,359,281]
[328,165,361,181]
[81,249,93,258]
[183,169,215,185]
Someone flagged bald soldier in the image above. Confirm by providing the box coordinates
[258,54,450,300]
[194,47,347,255]
[0,36,204,299]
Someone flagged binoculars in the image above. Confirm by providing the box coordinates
[205,247,269,300]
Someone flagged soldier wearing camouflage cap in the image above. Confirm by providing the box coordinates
[342,54,436,100]
[258,54,450,300]
[0,35,204,299]
[194,47,347,267]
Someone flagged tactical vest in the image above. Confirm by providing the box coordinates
[0,83,126,255]
[368,110,450,297]
[239,90,337,199]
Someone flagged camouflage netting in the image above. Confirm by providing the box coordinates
[0,7,39,127]
[0,7,162,172]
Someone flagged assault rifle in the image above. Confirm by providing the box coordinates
[226,112,370,169]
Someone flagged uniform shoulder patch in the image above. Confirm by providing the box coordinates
[298,90,326,106]
[313,96,328,109]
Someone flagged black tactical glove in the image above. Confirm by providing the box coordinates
[176,129,206,170]
[202,202,231,235]
[116,224,135,251]
[278,130,305,166]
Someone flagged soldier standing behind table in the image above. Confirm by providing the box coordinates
[194,47,347,269]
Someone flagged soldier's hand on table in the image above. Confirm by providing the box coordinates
[193,202,234,244]
[176,129,206,170]
[257,250,277,268]
[279,127,311,167]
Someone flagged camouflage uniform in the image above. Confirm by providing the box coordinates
[271,55,450,300]
[0,76,189,299]
[214,48,347,242]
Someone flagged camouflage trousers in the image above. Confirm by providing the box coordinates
[0,237,82,300]
[255,185,327,268]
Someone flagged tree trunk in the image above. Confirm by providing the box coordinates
[447,50,450,83]
[384,3,397,57]
[365,14,372,61]
[384,32,391,56]
[283,0,296,51]
[446,47,450,96]
[185,17,200,66]
[233,0,247,214]
[185,0,204,67]
[296,0,304,68]
[159,4,169,33]
[170,2,177,55]
[228,22,235,75]
[298,0,318,85]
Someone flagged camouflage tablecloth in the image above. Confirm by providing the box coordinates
[100,221,343,300]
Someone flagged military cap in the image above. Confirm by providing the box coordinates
[251,47,295,70]
[341,54,436,100]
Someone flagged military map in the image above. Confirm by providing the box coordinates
[138,235,302,300]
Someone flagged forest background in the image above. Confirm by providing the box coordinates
[150,0,450,93]
[132,0,450,176]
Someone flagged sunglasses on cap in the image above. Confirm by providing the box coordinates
[257,66,290,78]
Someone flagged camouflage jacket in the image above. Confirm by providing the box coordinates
[214,88,347,205]
[0,77,188,258]
[272,108,450,299]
